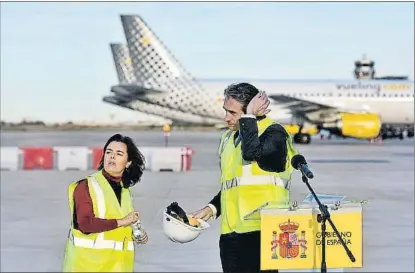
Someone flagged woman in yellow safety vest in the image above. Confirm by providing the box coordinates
[62,133,148,272]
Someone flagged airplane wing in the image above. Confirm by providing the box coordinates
[269,94,337,115]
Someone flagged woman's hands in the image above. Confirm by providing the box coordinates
[116,211,149,245]
[133,229,149,245]
[117,211,140,227]
[117,211,149,245]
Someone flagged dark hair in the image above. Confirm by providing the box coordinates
[98,133,145,188]
[224,83,260,113]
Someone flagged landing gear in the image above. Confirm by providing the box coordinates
[293,133,311,144]
[380,125,414,140]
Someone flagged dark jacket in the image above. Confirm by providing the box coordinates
[209,116,289,218]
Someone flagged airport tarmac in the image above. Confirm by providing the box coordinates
[1,130,414,272]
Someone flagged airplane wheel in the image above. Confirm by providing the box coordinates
[294,133,311,144]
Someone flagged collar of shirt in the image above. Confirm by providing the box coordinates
[234,131,242,147]
[102,169,122,184]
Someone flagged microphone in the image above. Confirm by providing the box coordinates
[291,154,314,179]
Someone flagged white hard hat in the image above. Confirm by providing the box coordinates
[162,202,210,244]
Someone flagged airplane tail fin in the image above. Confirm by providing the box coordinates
[119,14,204,93]
[110,43,137,84]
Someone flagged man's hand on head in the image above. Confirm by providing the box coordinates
[246,91,271,116]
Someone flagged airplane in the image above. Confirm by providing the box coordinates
[105,43,294,129]
[104,14,414,144]
[104,43,224,126]
[105,43,292,127]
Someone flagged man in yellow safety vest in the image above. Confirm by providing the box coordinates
[192,83,298,273]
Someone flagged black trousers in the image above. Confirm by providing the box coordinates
[219,231,279,273]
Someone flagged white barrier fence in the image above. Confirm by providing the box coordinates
[1,146,194,172]
[0,147,22,171]
[145,147,183,172]
[53,147,91,171]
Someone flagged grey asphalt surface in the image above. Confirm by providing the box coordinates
[1,130,413,272]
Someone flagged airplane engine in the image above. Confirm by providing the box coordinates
[336,113,382,139]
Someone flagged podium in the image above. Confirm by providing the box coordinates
[244,197,364,272]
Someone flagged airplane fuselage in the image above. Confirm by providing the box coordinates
[132,79,414,126]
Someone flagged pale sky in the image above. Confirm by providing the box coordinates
[1,1,413,123]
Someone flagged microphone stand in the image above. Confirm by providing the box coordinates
[301,174,355,273]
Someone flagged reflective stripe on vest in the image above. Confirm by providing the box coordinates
[221,165,286,190]
[69,231,134,251]
[70,175,134,252]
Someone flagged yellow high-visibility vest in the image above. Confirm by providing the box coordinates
[163,124,171,133]
[62,170,136,272]
[218,117,298,235]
